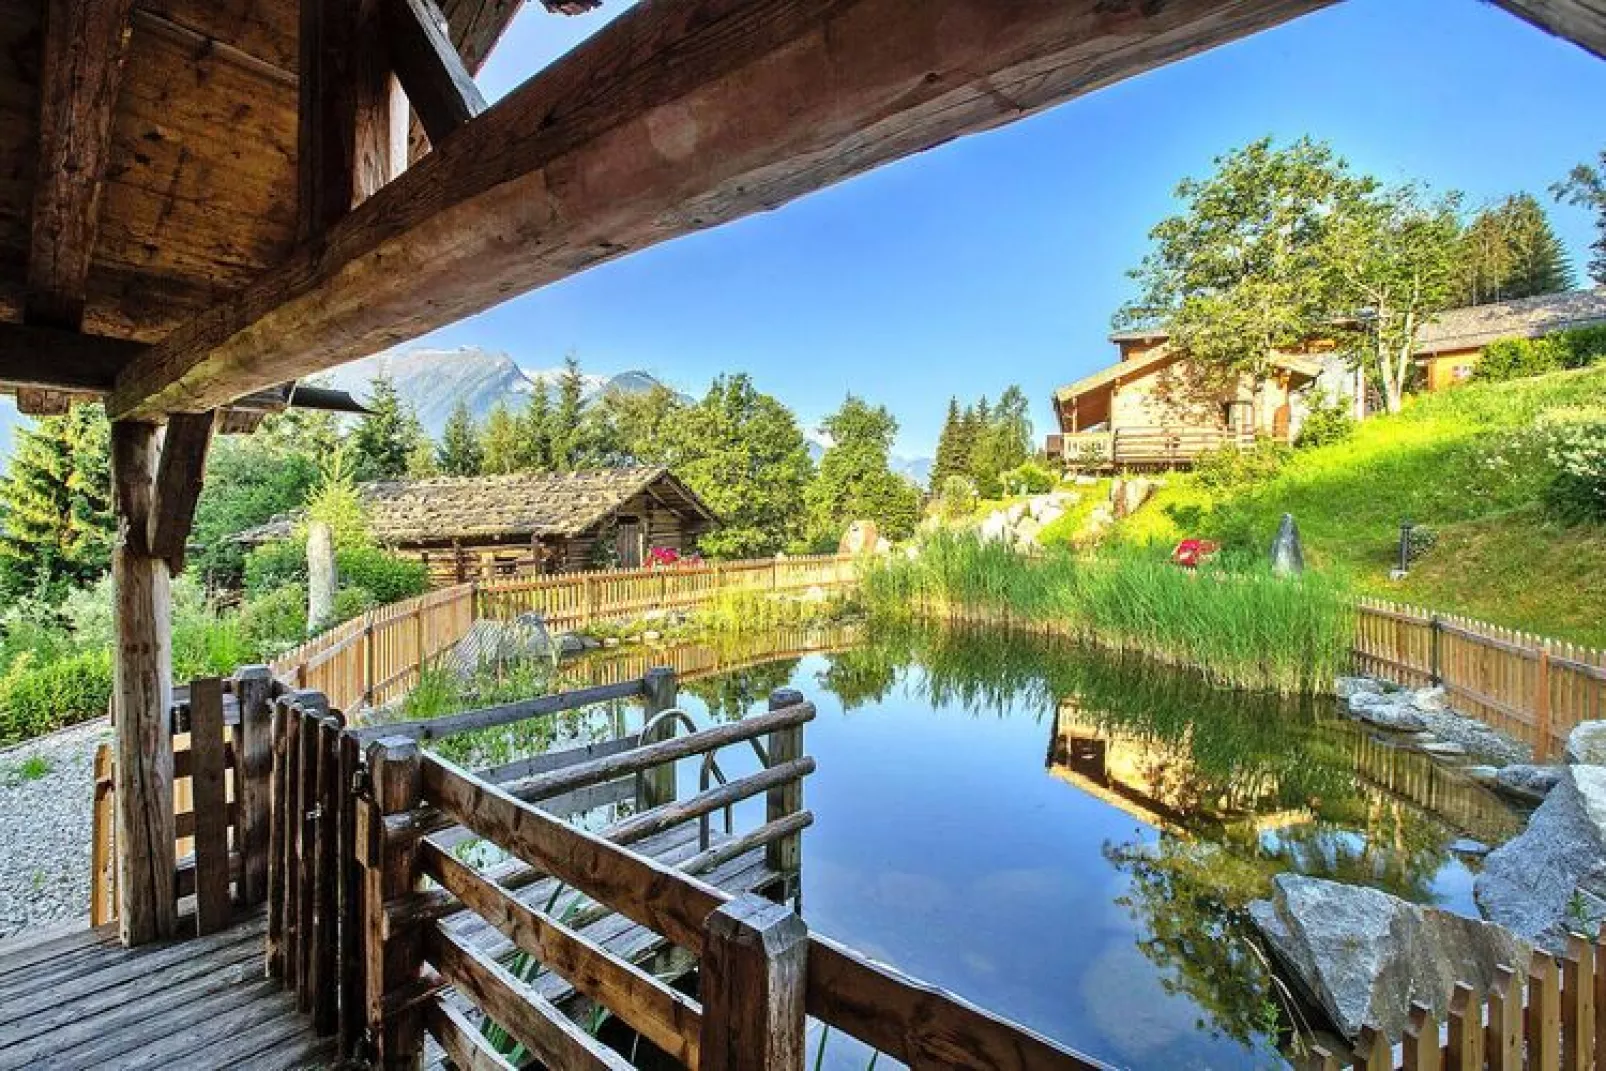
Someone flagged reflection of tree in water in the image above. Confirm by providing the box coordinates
[683,659,802,721]
[1104,834,1280,1048]
[815,642,903,710]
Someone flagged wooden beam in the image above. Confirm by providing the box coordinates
[388,0,488,145]
[108,0,1333,420]
[1494,1,1606,60]
[27,0,138,329]
[111,421,177,945]
[0,323,143,391]
[298,0,359,239]
[147,410,216,570]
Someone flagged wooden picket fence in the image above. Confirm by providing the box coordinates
[1302,933,1606,1070]
[1354,599,1606,760]
[267,555,858,714]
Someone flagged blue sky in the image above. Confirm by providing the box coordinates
[419,0,1606,456]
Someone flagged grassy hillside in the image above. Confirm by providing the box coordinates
[1110,366,1606,646]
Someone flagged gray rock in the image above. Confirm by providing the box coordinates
[1251,874,1531,1041]
[1566,722,1606,765]
[1270,513,1305,576]
[1411,687,1448,713]
[1420,739,1468,758]
[1348,691,1428,732]
[1492,764,1564,803]
[1477,766,1606,952]
[1464,765,1498,784]
[1450,838,1491,857]
[1335,676,1382,701]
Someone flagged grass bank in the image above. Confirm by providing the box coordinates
[861,533,1353,694]
[1111,366,1606,646]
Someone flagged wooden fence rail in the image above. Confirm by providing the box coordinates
[1354,599,1606,761]
[266,555,857,715]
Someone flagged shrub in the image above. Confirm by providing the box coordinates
[1404,525,1439,563]
[0,649,113,744]
[333,586,378,623]
[935,475,978,521]
[1192,438,1292,493]
[244,540,306,595]
[1561,324,1606,368]
[334,546,429,605]
[240,584,309,655]
[1477,337,1569,382]
[1539,407,1606,522]
[1295,394,1355,449]
[1000,461,1056,496]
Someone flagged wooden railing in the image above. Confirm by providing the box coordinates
[266,555,858,715]
[1302,933,1606,1070]
[341,670,1101,1070]
[1354,599,1606,760]
[1046,426,1258,468]
[90,667,281,933]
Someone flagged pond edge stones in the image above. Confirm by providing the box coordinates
[1250,873,1533,1042]
[1476,763,1606,953]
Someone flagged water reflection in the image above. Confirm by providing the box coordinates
[647,623,1522,1068]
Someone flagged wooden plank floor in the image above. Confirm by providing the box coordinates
[0,909,337,1070]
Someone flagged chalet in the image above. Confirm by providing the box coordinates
[1045,328,1339,469]
[1414,287,1606,389]
[237,467,718,583]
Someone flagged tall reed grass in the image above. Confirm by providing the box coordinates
[860,533,1354,694]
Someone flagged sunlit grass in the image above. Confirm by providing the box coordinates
[861,533,1353,694]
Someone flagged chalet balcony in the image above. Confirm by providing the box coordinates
[1045,426,1260,470]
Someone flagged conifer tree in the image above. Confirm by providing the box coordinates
[436,401,483,476]
[930,397,964,492]
[0,404,114,600]
[549,355,587,470]
[480,403,522,475]
[350,374,424,481]
[517,383,553,471]
[1456,194,1574,304]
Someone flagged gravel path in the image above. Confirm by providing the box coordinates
[0,718,112,940]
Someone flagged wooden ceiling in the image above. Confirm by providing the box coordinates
[0,0,1600,419]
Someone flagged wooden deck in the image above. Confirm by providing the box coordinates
[0,911,336,1070]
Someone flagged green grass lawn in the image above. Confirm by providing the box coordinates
[1110,366,1606,646]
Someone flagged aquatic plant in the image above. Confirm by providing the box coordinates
[860,534,1354,694]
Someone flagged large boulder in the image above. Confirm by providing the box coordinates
[1492,763,1564,803]
[1477,765,1606,952]
[1566,721,1606,765]
[1251,874,1532,1041]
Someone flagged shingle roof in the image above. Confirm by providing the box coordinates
[1053,344,1322,403]
[234,467,717,546]
[1415,287,1606,356]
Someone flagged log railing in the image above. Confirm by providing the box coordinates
[90,665,280,933]
[1355,598,1606,761]
[267,555,858,715]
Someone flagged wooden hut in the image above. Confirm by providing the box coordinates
[0,0,1590,971]
[238,467,718,582]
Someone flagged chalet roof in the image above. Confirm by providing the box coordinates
[1052,344,1322,404]
[1414,288,1606,356]
[236,467,718,546]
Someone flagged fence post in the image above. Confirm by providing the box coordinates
[638,667,678,810]
[766,688,805,890]
[363,613,377,712]
[189,676,231,936]
[1537,646,1554,762]
[90,743,116,926]
[698,893,808,1071]
[1429,614,1443,687]
[234,665,275,906]
[361,736,425,1070]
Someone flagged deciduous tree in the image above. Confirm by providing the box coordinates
[807,396,922,545]
[1554,148,1606,286]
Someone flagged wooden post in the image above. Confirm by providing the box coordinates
[363,613,377,711]
[313,714,343,1036]
[1429,613,1443,686]
[766,688,805,883]
[189,676,231,935]
[234,665,275,906]
[90,743,117,926]
[267,699,291,980]
[638,667,678,810]
[339,730,365,1057]
[363,736,425,1069]
[1537,646,1554,762]
[110,419,176,945]
[698,894,808,1071]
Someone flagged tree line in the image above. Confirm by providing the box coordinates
[928,386,1034,497]
[1120,137,1606,415]
[0,359,927,603]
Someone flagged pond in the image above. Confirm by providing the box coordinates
[616,623,1522,1070]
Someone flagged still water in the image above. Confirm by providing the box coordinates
[635,625,1522,1070]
